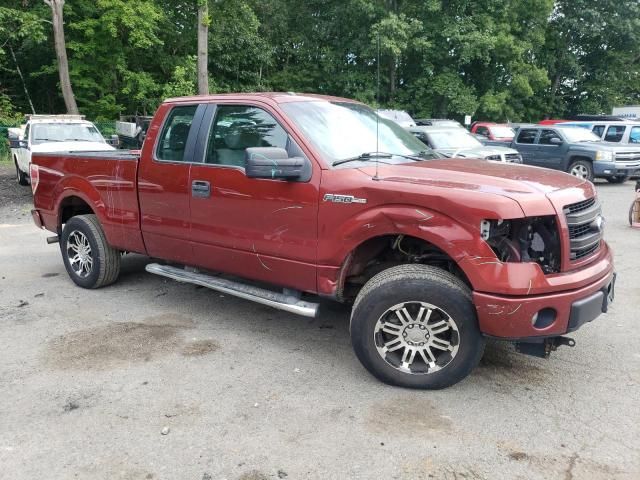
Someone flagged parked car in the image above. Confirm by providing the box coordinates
[415,118,464,128]
[470,122,515,143]
[409,126,523,163]
[376,109,416,128]
[30,93,615,389]
[9,115,116,186]
[509,125,640,183]
[561,121,640,146]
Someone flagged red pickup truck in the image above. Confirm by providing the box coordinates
[30,93,615,389]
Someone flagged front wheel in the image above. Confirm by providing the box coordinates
[567,160,594,182]
[60,214,121,289]
[15,159,28,186]
[350,264,485,389]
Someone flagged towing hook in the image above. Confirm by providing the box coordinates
[516,336,576,358]
[552,336,576,349]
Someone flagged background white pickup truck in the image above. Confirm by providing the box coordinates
[9,115,115,185]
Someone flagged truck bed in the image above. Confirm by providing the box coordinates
[31,150,146,255]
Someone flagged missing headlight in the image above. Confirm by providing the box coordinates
[480,217,561,273]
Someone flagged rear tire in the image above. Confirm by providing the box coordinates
[567,160,594,182]
[15,158,28,186]
[606,175,629,184]
[350,264,485,389]
[60,214,121,289]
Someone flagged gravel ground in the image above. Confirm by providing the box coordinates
[0,161,638,480]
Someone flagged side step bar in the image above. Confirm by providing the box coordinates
[145,263,319,318]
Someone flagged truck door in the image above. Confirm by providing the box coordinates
[138,103,206,265]
[188,103,319,293]
[514,128,540,166]
[536,129,565,169]
[16,124,31,173]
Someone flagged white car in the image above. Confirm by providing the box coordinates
[10,115,115,185]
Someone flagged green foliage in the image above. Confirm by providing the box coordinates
[0,0,638,124]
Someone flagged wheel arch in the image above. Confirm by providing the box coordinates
[319,207,498,300]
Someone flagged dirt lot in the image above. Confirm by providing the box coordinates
[0,161,638,480]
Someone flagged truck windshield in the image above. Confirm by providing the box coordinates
[280,101,435,166]
[428,130,482,149]
[31,123,105,145]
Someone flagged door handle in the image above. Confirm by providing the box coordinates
[191,180,211,198]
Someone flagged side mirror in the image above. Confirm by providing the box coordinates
[9,138,27,149]
[550,137,562,145]
[107,134,120,147]
[245,147,310,181]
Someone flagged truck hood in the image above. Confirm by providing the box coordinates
[358,158,589,216]
[437,145,519,157]
[31,141,115,153]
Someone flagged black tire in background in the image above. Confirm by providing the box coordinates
[15,158,28,186]
[567,159,594,182]
[60,214,121,289]
[606,175,630,184]
[350,264,485,389]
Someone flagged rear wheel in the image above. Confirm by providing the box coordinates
[606,175,630,184]
[350,264,485,389]
[15,158,28,186]
[567,160,594,182]
[60,214,121,289]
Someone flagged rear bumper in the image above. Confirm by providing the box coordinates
[474,267,615,339]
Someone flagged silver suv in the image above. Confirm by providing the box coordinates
[563,120,640,145]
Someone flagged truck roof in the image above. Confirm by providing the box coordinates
[163,92,361,106]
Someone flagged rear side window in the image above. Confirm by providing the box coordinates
[539,129,562,145]
[630,127,640,144]
[156,105,198,161]
[516,129,538,144]
[604,125,625,142]
[592,125,605,137]
[205,105,288,166]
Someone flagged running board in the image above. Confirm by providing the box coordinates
[145,263,319,318]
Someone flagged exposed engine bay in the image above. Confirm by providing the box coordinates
[480,216,561,273]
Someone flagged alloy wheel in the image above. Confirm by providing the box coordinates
[66,230,93,278]
[374,301,460,375]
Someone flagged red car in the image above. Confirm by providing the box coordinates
[29,93,615,389]
[470,122,516,142]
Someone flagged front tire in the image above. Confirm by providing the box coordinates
[350,264,485,389]
[15,158,28,186]
[567,160,594,182]
[60,214,121,289]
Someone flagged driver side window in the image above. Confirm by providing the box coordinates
[205,105,288,166]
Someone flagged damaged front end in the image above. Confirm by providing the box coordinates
[480,216,561,274]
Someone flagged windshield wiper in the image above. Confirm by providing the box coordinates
[332,152,393,166]
[35,138,62,142]
[65,138,92,141]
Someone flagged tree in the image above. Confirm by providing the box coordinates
[44,0,78,114]
[197,0,209,94]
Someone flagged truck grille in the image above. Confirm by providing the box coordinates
[615,151,640,162]
[563,197,603,261]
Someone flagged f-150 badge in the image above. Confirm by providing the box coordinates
[323,194,367,204]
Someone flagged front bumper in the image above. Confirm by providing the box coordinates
[474,268,615,339]
[594,160,640,177]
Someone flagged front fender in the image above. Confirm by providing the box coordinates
[316,204,498,296]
